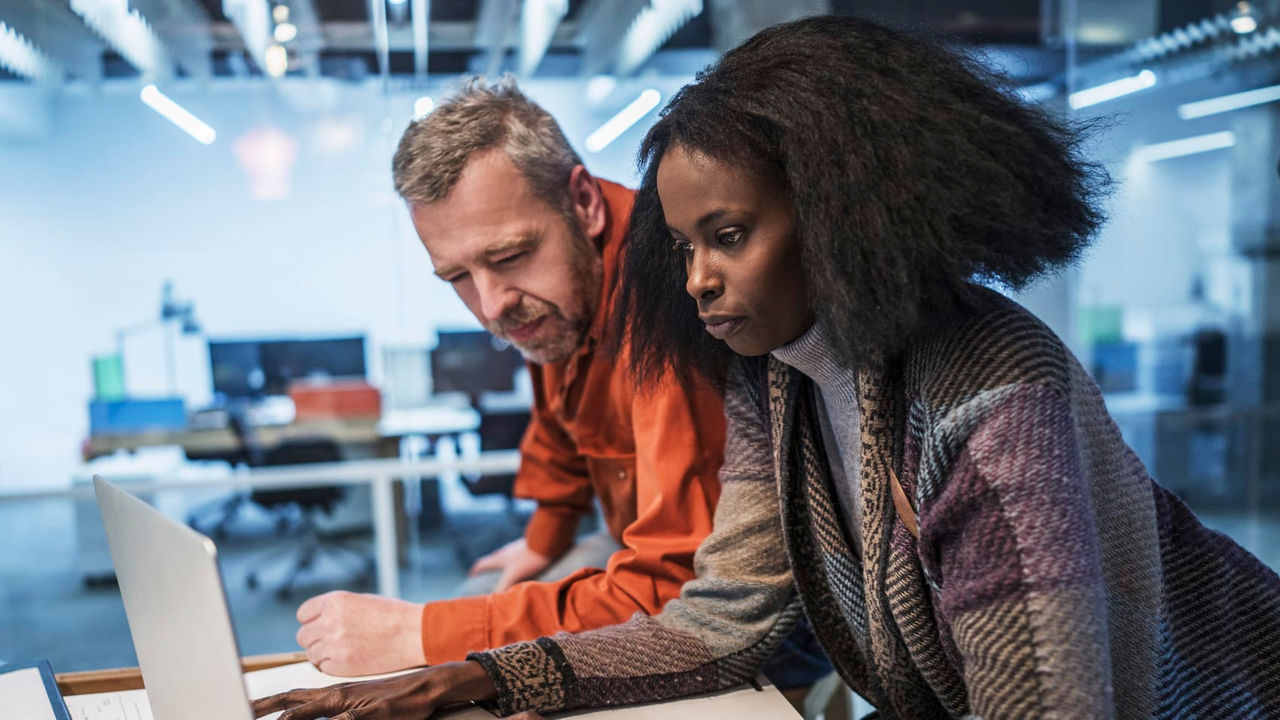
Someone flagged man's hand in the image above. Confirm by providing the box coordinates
[252,661,497,719]
[295,591,425,676]
[467,538,553,592]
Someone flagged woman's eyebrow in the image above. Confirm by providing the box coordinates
[695,208,731,231]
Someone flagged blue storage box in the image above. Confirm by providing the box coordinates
[89,398,187,435]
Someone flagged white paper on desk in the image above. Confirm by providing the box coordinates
[66,662,797,720]
[0,666,61,720]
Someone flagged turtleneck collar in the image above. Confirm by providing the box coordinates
[769,321,857,406]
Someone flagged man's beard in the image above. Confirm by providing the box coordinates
[487,231,603,365]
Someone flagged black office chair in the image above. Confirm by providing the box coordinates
[449,408,533,568]
[243,436,375,599]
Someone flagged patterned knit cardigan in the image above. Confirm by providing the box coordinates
[471,290,1280,718]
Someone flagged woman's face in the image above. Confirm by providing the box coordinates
[656,145,813,356]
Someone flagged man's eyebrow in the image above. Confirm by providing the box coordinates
[432,236,537,280]
[433,263,463,280]
[482,235,537,259]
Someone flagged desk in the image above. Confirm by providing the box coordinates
[56,653,801,719]
[84,406,482,462]
[1,453,521,598]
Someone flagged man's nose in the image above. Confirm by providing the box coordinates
[475,273,520,323]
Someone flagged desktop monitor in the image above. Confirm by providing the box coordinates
[260,336,366,395]
[209,340,265,398]
[209,336,367,399]
[430,330,523,398]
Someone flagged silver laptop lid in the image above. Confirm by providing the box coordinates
[93,475,252,720]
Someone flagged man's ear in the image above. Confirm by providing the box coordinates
[568,165,607,240]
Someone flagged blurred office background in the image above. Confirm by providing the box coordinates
[1,0,1278,676]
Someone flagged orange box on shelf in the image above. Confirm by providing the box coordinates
[289,380,382,420]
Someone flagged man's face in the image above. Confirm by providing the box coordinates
[410,149,604,365]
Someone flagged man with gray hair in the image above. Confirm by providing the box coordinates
[288,78,729,677]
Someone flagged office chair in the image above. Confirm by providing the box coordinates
[243,436,375,600]
[449,408,533,569]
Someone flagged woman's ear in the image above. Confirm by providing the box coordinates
[568,165,607,240]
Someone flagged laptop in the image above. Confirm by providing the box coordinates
[92,475,263,720]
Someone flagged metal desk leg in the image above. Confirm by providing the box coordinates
[372,475,400,598]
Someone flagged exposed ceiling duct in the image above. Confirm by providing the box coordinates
[0,0,106,82]
[69,0,173,80]
[518,0,568,76]
[577,0,700,76]
[0,21,62,84]
[128,0,215,79]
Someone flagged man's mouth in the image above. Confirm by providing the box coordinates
[505,315,549,343]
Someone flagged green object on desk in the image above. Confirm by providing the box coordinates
[93,354,126,401]
[1079,305,1124,345]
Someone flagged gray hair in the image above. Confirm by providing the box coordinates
[392,76,583,215]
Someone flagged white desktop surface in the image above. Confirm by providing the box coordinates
[64,661,799,719]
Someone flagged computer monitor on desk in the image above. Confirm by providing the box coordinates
[430,330,523,404]
[209,336,367,401]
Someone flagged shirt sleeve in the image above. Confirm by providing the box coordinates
[468,373,803,717]
[918,383,1113,719]
[420,368,727,665]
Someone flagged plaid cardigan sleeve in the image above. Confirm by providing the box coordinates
[467,372,802,716]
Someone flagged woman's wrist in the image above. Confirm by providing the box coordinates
[432,660,498,705]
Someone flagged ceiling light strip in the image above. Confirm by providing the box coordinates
[1068,69,1157,110]
[1133,131,1235,162]
[140,84,217,145]
[585,89,661,153]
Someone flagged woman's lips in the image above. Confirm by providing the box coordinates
[505,315,548,343]
[704,316,746,340]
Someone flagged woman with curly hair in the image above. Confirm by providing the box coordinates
[255,16,1280,720]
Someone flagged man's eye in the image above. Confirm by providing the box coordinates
[495,252,526,266]
[445,272,470,284]
[717,229,744,246]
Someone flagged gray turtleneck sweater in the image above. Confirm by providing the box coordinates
[770,321,862,556]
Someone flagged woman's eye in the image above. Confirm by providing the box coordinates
[717,229,744,246]
[672,239,693,256]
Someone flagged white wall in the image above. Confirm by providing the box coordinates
[0,74,694,490]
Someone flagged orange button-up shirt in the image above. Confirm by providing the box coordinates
[420,180,726,663]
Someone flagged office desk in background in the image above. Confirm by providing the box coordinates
[55,653,800,719]
[83,406,483,462]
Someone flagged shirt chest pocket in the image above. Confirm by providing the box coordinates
[585,454,637,542]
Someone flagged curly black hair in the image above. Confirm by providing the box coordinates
[612,15,1110,388]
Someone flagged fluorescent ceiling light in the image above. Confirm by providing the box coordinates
[273,21,297,43]
[264,43,288,76]
[1231,15,1258,33]
[585,89,661,153]
[272,4,289,23]
[140,84,216,145]
[412,96,434,119]
[1068,69,1156,110]
[1133,131,1235,162]
[1178,83,1280,119]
